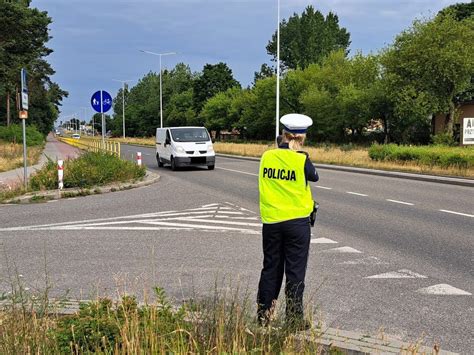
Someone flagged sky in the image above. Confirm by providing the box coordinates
[32,0,462,123]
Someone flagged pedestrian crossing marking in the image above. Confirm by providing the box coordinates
[0,203,262,235]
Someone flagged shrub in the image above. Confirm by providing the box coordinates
[30,152,146,190]
[0,124,45,146]
[368,144,474,169]
[431,132,456,146]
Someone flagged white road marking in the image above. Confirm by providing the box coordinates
[68,198,77,200]
[439,209,474,218]
[346,191,368,197]
[315,186,332,190]
[341,257,387,265]
[365,269,427,279]
[146,217,262,227]
[386,199,414,206]
[0,203,261,235]
[215,167,258,176]
[311,238,338,244]
[324,246,362,253]
[202,203,219,207]
[47,200,58,203]
[416,284,472,295]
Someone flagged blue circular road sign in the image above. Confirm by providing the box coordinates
[91,90,113,113]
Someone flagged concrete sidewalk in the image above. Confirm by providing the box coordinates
[0,135,81,189]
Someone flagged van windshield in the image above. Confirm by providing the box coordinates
[170,128,210,142]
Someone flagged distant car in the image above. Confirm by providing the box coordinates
[72,134,80,139]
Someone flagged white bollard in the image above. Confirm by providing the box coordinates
[58,160,64,190]
[136,152,142,166]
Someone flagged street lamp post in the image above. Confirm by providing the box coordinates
[140,50,176,128]
[113,79,134,138]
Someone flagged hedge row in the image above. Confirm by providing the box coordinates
[0,124,44,146]
[30,151,146,190]
[368,144,474,169]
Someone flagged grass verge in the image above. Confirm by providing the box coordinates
[0,285,329,354]
[0,141,44,173]
[0,151,146,203]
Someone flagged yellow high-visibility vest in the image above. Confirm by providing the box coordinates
[259,149,313,224]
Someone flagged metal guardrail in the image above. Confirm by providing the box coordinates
[58,137,121,157]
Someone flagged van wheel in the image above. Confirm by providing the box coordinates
[156,153,163,167]
[208,165,215,170]
[171,157,177,171]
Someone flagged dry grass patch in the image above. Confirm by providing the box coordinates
[214,142,474,178]
[0,141,43,173]
[113,137,155,146]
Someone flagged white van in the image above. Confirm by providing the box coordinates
[155,127,215,170]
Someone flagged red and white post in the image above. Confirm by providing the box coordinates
[136,152,142,166]
[58,160,64,190]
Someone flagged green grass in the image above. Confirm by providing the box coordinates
[369,144,474,169]
[0,286,330,354]
[30,151,146,190]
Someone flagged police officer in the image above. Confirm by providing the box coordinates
[257,113,319,329]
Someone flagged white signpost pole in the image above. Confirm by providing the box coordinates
[20,68,29,188]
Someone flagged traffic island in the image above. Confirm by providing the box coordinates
[0,151,158,204]
[2,170,160,204]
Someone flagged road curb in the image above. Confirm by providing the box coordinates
[0,298,457,354]
[2,170,160,204]
[216,153,474,187]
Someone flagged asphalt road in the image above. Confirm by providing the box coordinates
[1,144,473,353]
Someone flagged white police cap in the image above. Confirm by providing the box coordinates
[280,114,313,134]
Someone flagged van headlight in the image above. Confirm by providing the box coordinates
[176,146,185,154]
[208,145,214,153]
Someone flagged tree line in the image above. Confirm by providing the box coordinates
[0,1,68,136]
[108,4,473,145]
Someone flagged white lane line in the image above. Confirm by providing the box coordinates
[346,191,368,197]
[324,246,362,254]
[315,186,332,190]
[202,203,219,207]
[311,238,338,244]
[439,209,474,218]
[47,200,58,203]
[365,269,427,279]
[108,221,261,233]
[215,167,258,176]
[416,284,472,296]
[386,199,414,206]
[26,226,261,234]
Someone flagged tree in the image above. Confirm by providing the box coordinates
[201,87,243,135]
[253,64,275,84]
[0,2,67,132]
[193,62,240,113]
[266,5,350,70]
[381,14,474,137]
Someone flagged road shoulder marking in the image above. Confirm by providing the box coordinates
[365,269,427,279]
[346,191,368,197]
[416,284,472,295]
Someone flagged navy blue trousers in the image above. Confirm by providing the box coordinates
[257,217,311,320]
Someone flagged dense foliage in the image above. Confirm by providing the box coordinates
[0,124,44,146]
[0,2,68,135]
[104,5,473,146]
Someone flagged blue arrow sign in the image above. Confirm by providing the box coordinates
[91,90,113,113]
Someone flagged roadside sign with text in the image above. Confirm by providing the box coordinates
[463,117,474,145]
[21,68,28,111]
[91,90,113,113]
